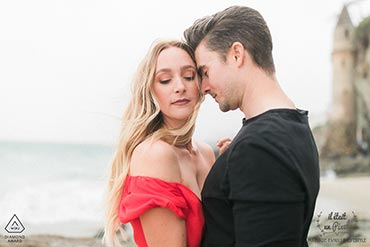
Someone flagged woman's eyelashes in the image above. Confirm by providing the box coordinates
[183,70,196,81]
[159,78,171,84]
[184,76,194,81]
[158,72,195,84]
[184,74,195,81]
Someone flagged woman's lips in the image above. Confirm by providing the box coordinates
[172,99,190,105]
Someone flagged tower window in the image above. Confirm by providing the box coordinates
[344,29,349,39]
[362,36,369,49]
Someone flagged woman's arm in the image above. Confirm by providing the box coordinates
[140,207,186,247]
[130,139,186,246]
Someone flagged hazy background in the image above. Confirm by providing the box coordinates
[1,0,370,146]
[1,0,370,240]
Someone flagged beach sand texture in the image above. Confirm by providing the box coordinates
[309,176,370,247]
[1,176,369,247]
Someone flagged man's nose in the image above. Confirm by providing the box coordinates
[201,78,210,95]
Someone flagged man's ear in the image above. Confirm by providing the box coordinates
[228,41,245,67]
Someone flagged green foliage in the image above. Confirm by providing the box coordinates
[355,16,370,48]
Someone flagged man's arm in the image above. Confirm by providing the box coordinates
[232,200,304,246]
[227,139,306,246]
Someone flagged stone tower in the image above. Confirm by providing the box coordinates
[354,14,370,154]
[322,5,357,158]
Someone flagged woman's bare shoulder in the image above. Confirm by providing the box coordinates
[129,138,182,183]
[194,139,216,164]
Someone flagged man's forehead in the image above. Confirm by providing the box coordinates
[195,43,212,67]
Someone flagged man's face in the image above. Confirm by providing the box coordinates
[195,41,236,112]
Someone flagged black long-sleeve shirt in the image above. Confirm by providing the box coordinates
[201,109,320,247]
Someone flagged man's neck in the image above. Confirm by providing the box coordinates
[240,71,295,119]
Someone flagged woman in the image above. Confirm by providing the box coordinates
[104,40,216,247]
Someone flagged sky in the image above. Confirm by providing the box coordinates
[1,0,370,145]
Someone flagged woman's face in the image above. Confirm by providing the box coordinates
[153,46,200,129]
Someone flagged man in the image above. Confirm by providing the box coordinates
[184,6,320,247]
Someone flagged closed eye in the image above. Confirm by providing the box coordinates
[159,79,171,84]
[197,67,208,79]
[184,76,195,81]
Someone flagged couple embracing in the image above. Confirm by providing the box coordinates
[104,5,320,247]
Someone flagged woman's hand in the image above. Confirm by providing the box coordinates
[217,138,232,156]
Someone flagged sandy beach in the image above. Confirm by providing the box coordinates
[0,235,105,247]
[309,176,370,247]
[315,176,370,219]
[0,233,136,247]
[1,176,369,247]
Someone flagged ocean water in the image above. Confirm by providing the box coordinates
[0,141,115,237]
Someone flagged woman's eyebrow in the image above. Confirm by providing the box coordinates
[156,65,195,75]
[155,68,171,75]
[181,65,196,71]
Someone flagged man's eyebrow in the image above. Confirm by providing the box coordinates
[197,65,205,75]
[197,65,205,71]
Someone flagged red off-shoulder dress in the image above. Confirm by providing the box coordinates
[119,176,204,247]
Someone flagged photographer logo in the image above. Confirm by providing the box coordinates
[309,210,367,244]
[5,214,25,234]
[3,214,26,244]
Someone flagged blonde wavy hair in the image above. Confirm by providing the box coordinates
[104,40,203,246]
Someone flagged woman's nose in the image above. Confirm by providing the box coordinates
[174,76,186,93]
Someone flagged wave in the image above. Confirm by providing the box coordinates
[0,178,105,226]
